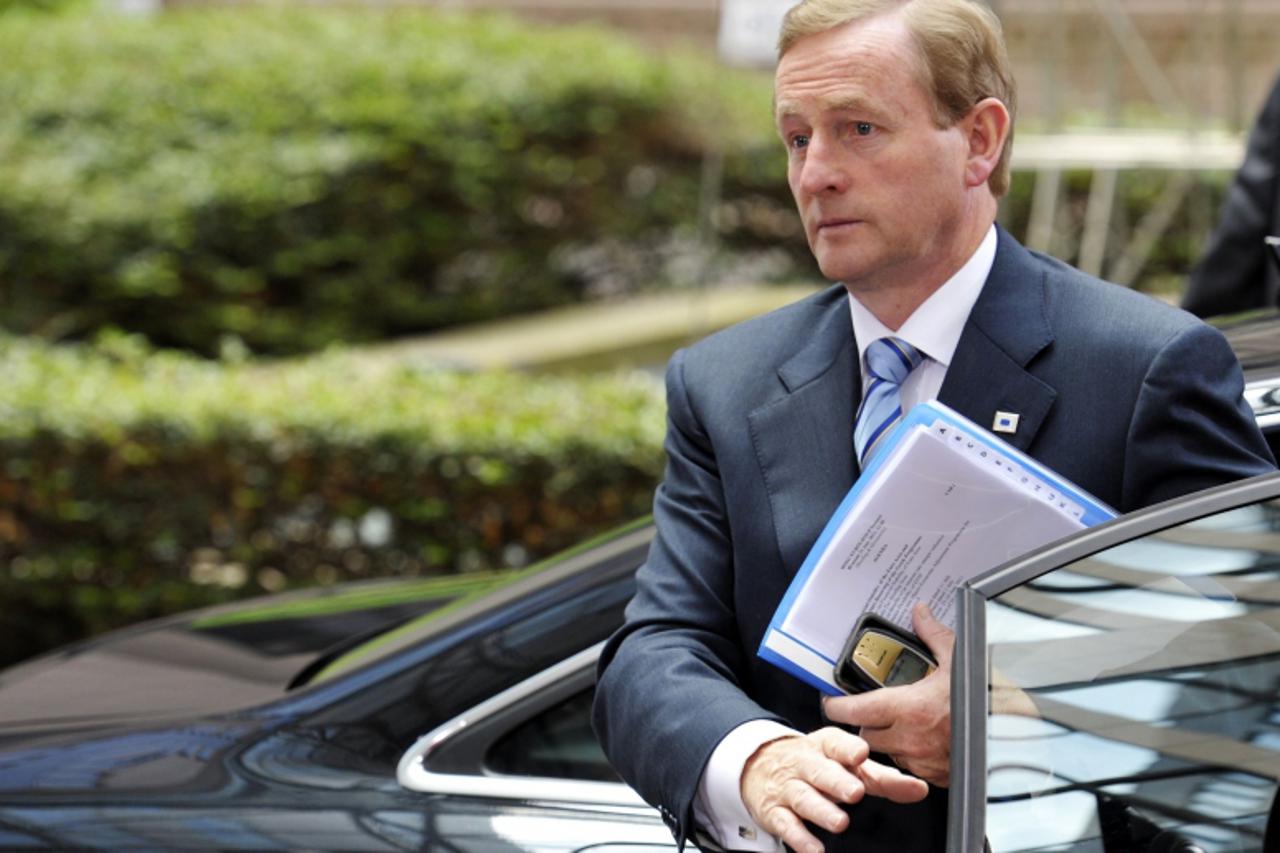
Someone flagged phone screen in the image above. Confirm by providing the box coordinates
[885,649,931,685]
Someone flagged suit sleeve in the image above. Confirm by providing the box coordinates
[593,349,786,847]
[1182,73,1280,317]
[1123,321,1275,510]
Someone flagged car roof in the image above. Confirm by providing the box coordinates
[0,520,654,737]
[1219,310,1280,381]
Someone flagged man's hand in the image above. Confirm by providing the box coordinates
[740,727,928,853]
[822,602,955,787]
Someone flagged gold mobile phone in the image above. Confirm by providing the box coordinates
[834,613,937,693]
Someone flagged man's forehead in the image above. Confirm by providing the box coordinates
[775,90,882,123]
[773,15,926,119]
[775,57,923,123]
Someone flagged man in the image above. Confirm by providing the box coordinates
[593,0,1277,851]
[1182,71,1280,318]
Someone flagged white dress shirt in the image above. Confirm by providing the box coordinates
[691,225,997,851]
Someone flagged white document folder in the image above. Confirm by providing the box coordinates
[758,401,1115,694]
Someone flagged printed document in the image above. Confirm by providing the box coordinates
[759,402,1113,694]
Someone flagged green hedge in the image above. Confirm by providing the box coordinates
[0,8,797,357]
[0,333,666,665]
[0,6,1229,361]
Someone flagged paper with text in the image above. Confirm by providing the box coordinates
[758,402,1114,694]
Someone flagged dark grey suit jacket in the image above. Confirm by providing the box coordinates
[594,228,1276,851]
[1183,72,1280,317]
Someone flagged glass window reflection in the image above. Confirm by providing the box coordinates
[984,498,1280,852]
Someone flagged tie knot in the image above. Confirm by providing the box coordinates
[854,337,925,466]
[865,337,924,384]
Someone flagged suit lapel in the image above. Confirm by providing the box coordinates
[747,230,1058,576]
[940,227,1057,453]
[748,287,860,574]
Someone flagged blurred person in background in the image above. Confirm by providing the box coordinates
[1182,72,1280,317]
[594,1,1277,851]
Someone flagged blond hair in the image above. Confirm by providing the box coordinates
[778,0,1016,196]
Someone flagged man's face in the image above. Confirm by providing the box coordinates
[775,14,974,292]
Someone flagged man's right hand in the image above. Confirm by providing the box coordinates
[740,727,929,853]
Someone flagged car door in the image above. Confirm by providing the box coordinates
[398,643,680,852]
[949,471,1280,852]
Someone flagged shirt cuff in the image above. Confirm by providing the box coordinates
[692,719,799,852]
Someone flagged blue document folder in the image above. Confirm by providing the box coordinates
[758,401,1115,695]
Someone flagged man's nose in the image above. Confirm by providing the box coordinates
[796,136,850,195]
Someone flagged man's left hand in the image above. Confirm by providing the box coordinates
[821,602,954,787]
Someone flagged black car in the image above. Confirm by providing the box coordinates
[1,315,1279,851]
[0,519,670,851]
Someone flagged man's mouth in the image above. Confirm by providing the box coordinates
[816,217,860,233]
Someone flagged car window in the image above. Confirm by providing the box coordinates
[982,498,1280,851]
[485,688,620,783]
[398,645,647,812]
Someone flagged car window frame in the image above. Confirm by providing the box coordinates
[396,641,648,808]
[946,469,1280,852]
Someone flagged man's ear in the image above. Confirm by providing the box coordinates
[961,97,1011,189]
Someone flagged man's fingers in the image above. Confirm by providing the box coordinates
[739,725,935,853]
[804,756,867,805]
[793,729,870,804]
[785,778,853,829]
[740,728,878,851]
[856,758,931,802]
[912,602,955,667]
[826,652,953,785]
[857,699,949,775]
[824,690,901,730]
[813,725,871,768]
[912,759,950,788]
[763,805,826,853]
[857,723,898,757]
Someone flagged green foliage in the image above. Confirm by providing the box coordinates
[0,333,666,665]
[0,0,84,17]
[0,8,793,356]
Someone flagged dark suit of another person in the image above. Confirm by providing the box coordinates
[594,226,1276,852]
[1183,72,1280,317]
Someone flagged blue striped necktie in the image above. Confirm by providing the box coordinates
[855,337,925,466]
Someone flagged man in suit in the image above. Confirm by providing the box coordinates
[593,0,1277,851]
[1182,71,1280,318]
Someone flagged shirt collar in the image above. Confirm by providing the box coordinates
[847,224,997,369]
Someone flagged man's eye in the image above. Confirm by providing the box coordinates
[790,134,809,150]
[855,122,874,136]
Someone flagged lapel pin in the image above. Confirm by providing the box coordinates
[993,411,1020,434]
